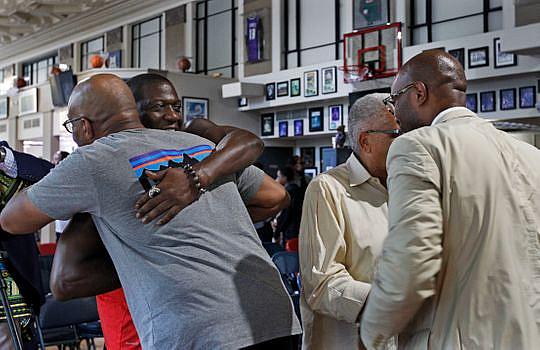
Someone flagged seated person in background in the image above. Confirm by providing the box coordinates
[52,73,289,350]
[299,93,398,350]
[0,74,302,349]
[0,141,53,349]
[274,166,303,250]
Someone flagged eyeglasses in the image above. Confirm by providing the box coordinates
[143,101,182,114]
[365,129,401,137]
[383,82,417,114]
[63,116,87,133]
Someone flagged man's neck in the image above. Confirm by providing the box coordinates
[103,119,145,135]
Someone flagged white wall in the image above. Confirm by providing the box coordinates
[164,72,260,134]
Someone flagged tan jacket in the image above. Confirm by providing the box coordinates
[361,108,540,349]
[300,155,389,350]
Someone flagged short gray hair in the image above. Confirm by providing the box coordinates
[348,92,390,155]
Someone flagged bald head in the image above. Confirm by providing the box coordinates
[67,74,143,146]
[390,50,468,132]
[399,50,466,92]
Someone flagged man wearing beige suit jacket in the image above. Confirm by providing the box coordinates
[360,51,540,349]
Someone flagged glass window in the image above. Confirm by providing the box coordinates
[80,36,104,71]
[22,54,57,85]
[132,16,162,69]
[195,0,237,78]
[281,0,342,69]
[409,0,503,45]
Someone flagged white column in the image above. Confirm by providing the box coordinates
[237,0,246,79]
[40,110,58,243]
[271,0,281,72]
[185,2,195,69]
[502,0,516,29]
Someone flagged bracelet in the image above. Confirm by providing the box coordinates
[180,163,207,198]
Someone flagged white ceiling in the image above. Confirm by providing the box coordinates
[0,0,121,46]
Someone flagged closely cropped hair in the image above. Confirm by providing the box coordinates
[348,93,390,155]
[127,73,173,111]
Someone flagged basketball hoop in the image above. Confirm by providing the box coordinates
[338,64,371,83]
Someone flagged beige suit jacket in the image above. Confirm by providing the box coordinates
[361,108,540,349]
[300,155,389,350]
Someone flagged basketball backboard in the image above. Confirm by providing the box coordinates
[341,22,402,83]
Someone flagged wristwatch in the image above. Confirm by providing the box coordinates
[0,146,6,163]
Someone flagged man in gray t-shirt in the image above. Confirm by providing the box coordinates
[0,74,301,349]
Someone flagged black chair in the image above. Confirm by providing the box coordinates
[262,242,284,258]
[38,254,54,295]
[37,294,102,350]
[271,251,301,323]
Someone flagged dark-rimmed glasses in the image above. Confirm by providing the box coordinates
[383,82,417,114]
[62,116,87,133]
[365,129,401,137]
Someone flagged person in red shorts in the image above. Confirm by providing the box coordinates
[48,74,290,350]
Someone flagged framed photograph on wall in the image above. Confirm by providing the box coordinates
[321,66,337,94]
[328,105,342,130]
[290,78,301,97]
[304,70,319,97]
[304,167,318,181]
[238,97,248,107]
[19,88,38,116]
[277,81,289,97]
[309,107,324,132]
[499,88,516,110]
[182,97,208,122]
[468,47,489,68]
[261,113,274,136]
[279,121,288,137]
[480,91,496,112]
[319,146,333,172]
[519,86,536,108]
[301,147,315,167]
[466,93,478,113]
[448,48,465,69]
[353,0,390,30]
[494,37,517,68]
[294,119,304,136]
[108,50,122,68]
[265,82,276,100]
[0,97,8,119]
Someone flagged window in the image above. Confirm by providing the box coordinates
[132,16,163,69]
[195,0,238,78]
[282,0,342,69]
[81,36,104,71]
[22,55,57,85]
[409,0,503,45]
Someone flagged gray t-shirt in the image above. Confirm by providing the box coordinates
[27,129,301,349]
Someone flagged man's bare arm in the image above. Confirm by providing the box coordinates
[0,190,53,234]
[246,175,290,222]
[135,119,264,224]
[51,213,121,301]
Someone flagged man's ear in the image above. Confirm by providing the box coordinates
[83,118,95,142]
[358,132,371,154]
[415,81,429,106]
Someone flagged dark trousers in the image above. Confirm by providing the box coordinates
[242,335,299,350]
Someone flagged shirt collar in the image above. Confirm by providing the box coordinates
[431,106,472,126]
[346,154,371,187]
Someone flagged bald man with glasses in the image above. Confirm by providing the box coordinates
[360,51,540,349]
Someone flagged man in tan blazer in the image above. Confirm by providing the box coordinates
[300,93,400,350]
[360,51,540,349]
